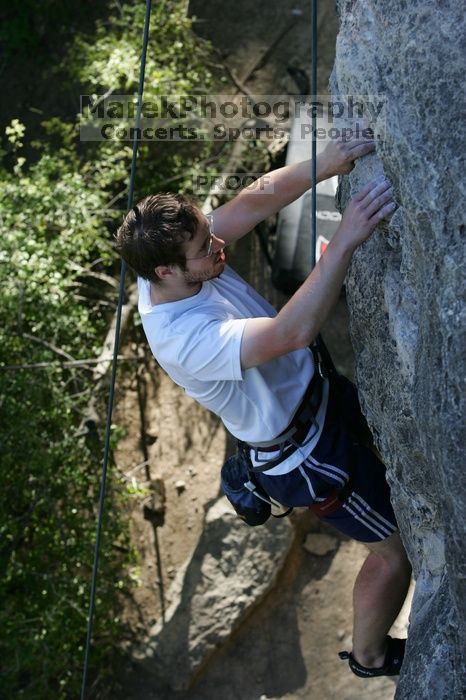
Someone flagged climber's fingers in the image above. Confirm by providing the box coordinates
[364,181,394,217]
[368,198,397,225]
[354,176,390,204]
[321,129,375,175]
[345,139,376,160]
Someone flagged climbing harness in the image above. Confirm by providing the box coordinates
[79,2,153,698]
[245,368,323,466]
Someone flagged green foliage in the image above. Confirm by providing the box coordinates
[67,2,213,94]
[0,1,217,697]
[0,137,130,699]
[64,0,219,201]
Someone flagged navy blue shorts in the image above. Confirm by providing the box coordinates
[255,377,398,543]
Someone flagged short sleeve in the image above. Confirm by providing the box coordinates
[175,316,247,381]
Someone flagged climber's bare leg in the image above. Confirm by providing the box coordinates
[352,531,412,667]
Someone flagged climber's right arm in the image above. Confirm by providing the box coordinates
[240,177,395,370]
[211,135,375,246]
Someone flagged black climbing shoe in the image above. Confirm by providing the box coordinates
[338,636,406,678]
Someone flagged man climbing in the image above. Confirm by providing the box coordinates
[116,134,412,678]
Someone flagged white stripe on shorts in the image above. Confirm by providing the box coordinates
[342,502,389,540]
[307,454,349,480]
[298,465,316,500]
[346,494,395,538]
[304,458,346,488]
[306,463,346,488]
[350,492,397,531]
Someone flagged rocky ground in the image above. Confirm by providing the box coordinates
[112,2,413,698]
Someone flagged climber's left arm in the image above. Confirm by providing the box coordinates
[211,135,376,245]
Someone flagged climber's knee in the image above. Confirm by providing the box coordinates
[363,532,412,576]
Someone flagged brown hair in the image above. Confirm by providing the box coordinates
[115,193,200,283]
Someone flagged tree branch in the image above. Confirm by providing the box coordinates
[22,332,76,363]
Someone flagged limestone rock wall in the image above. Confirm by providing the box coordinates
[332,2,465,697]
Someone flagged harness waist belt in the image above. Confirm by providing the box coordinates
[249,371,323,453]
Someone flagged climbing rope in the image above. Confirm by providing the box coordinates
[79,2,153,698]
[310,0,337,373]
[311,0,318,271]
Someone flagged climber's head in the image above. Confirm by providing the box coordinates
[115,193,199,284]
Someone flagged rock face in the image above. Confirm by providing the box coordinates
[332,2,465,698]
[135,498,293,691]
